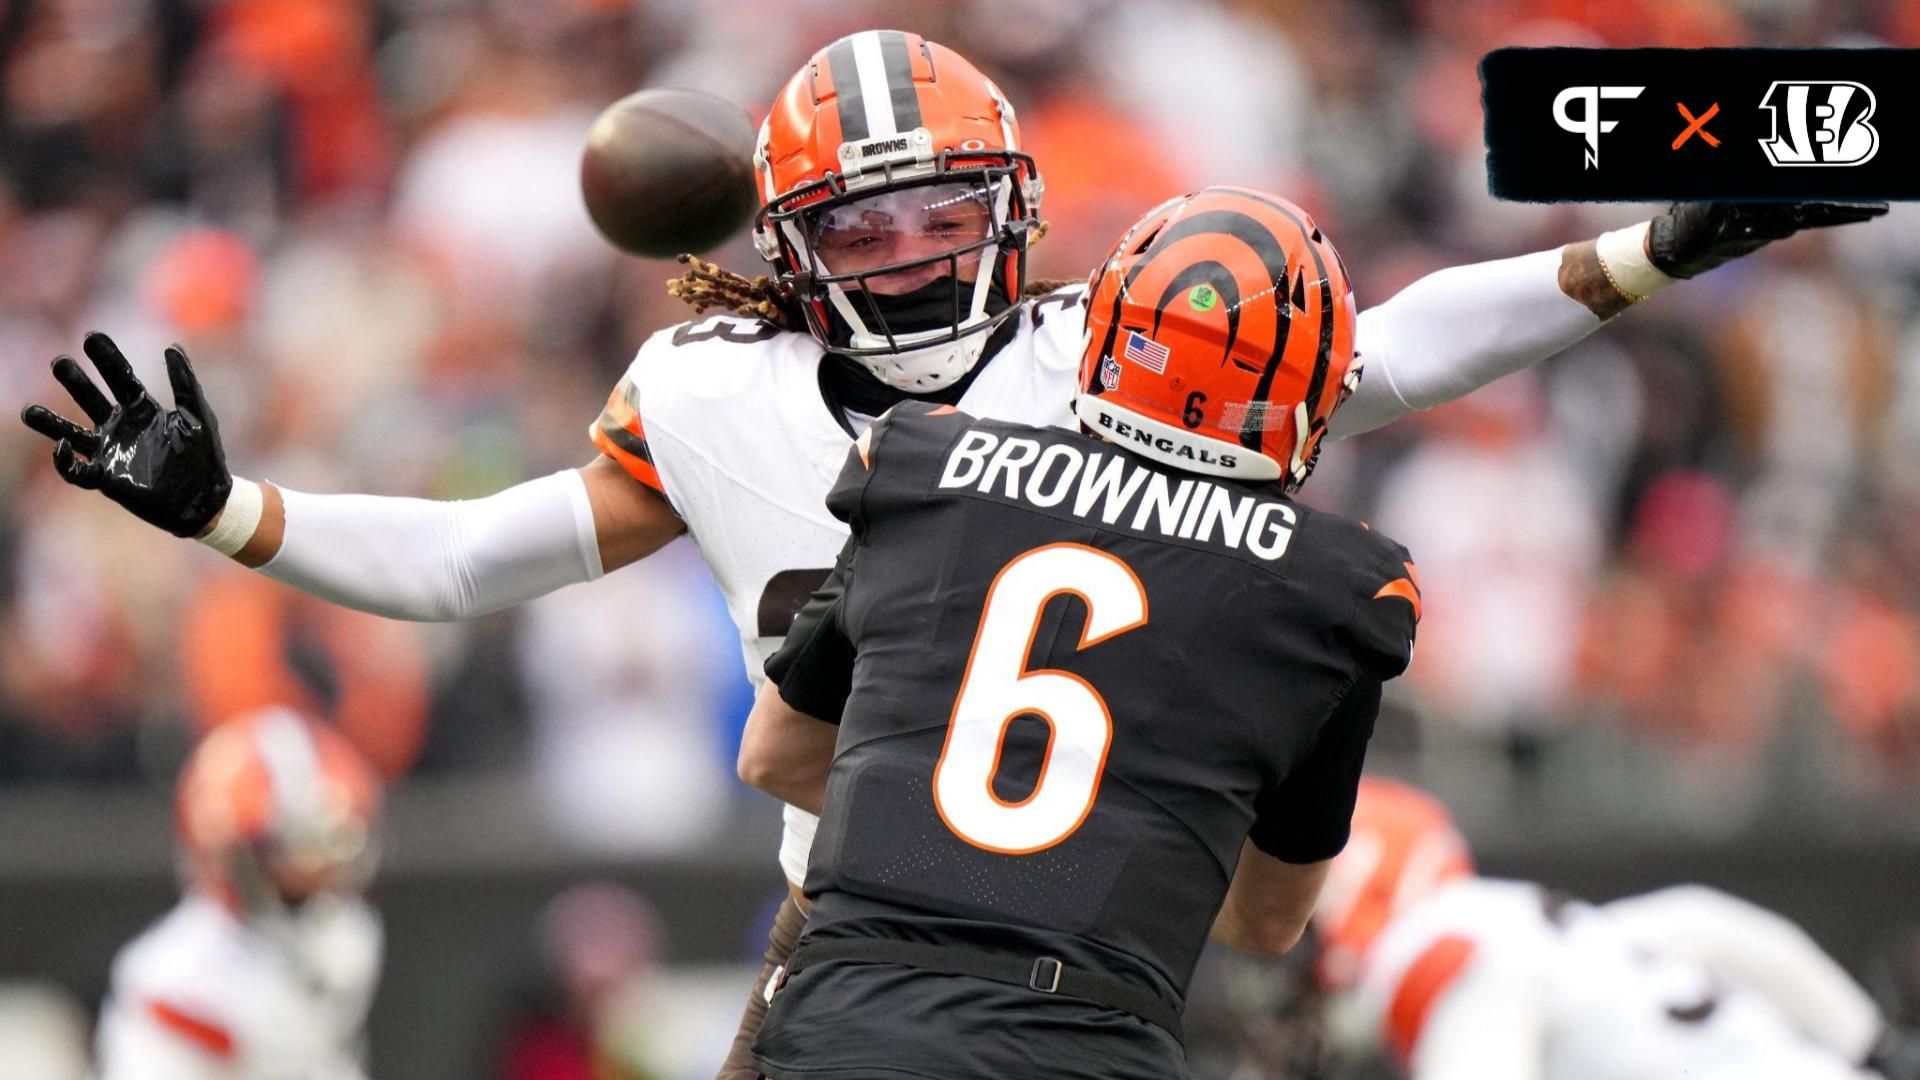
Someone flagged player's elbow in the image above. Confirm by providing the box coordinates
[1241,919,1310,957]
[1213,908,1310,957]
[735,729,782,793]
[735,709,801,798]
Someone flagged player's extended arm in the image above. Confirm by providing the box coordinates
[1211,842,1329,956]
[737,680,837,816]
[1601,885,1884,1062]
[20,334,685,621]
[1332,201,1887,437]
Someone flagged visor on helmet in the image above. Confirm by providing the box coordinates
[769,171,1029,361]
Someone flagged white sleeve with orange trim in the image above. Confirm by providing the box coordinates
[1348,880,1557,1080]
[1335,248,1601,438]
[589,348,670,498]
[1599,885,1882,1062]
[1397,941,1549,1080]
[97,995,238,1080]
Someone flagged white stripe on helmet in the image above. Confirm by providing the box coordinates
[849,31,898,137]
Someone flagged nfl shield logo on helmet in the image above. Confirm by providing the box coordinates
[1099,354,1122,391]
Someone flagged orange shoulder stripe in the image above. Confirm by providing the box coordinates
[1385,933,1476,1064]
[589,422,664,493]
[1373,561,1423,622]
[148,999,235,1059]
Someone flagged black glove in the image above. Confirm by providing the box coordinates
[19,332,233,538]
[1647,200,1888,279]
[1868,1024,1920,1080]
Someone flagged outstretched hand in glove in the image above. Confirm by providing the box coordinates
[1581,200,1888,313]
[1647,200,1889,280]
[19,331,233,538]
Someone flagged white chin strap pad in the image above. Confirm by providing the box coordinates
[855,332,992,392]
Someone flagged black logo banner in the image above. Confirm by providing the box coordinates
[1482,48,1920,201]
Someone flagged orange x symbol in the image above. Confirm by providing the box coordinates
[1673,102,1721,149]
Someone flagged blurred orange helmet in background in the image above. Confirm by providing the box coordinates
[1075,186,1359,490]
[753,29,1044,391]
[1312,777,1474,988]
[176,706,383,913]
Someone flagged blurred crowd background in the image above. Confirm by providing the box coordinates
[4,0,1920,1076]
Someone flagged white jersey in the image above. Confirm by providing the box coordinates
[1340,878,1878,1080]
[95,895,382,1080]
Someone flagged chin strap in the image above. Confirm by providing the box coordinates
[820,313,1025,427]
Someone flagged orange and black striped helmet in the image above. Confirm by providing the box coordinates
[753,30,1044,390]
[1073,187,1360,490]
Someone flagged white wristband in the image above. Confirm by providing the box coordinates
[199,477,264,556]
[1595,222,1676,303]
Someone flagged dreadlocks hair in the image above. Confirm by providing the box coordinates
[666,254,807,331]
[665,222,1080,331]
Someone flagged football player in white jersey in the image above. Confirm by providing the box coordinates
[1299,777,1918,1080]
[95,708,384,1080]
[19,28,1882,1078]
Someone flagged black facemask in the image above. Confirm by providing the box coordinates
[824,271,1013,351]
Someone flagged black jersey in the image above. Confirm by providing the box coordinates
[755,402,1417,1080]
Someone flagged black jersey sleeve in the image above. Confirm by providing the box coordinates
[1350,533,1419,681]
[1245,677,1382,864]
[767,534,858,725]
[1304,515,1420,681]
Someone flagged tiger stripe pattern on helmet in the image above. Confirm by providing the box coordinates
[1074,186,1359,490]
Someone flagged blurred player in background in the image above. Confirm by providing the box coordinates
[95,708,384,1080]
[1303,777,1920,1080]
[16,27,1882,1079]
[736,187,1414,1079]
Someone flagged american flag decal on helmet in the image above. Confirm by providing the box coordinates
[1124,331,1170,374]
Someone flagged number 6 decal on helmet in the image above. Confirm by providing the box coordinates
[934,543,1149,855]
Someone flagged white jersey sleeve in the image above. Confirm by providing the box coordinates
[1347,879,1881,1080]
[1346,879,1555,1080]
[1335,248,1601,438]
[1405,952,1549,1080]
[1600,885,1882,1063]
[96,896,381,1080]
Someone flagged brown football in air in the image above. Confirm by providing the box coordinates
[580,88,759,259]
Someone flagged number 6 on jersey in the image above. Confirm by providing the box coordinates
[933,543,1150,855]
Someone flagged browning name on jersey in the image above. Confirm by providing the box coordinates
[936,425,1302,561]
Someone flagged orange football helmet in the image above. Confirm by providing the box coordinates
[176,707,382,912]
[754,29,1043,391]
[1074,186,1359,490]
[1312,777,1474,988]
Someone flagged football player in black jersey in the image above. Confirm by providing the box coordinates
[737,187,1421,1080]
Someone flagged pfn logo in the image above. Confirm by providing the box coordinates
[1758,81,1878,166]
[1553,85,1645,169]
